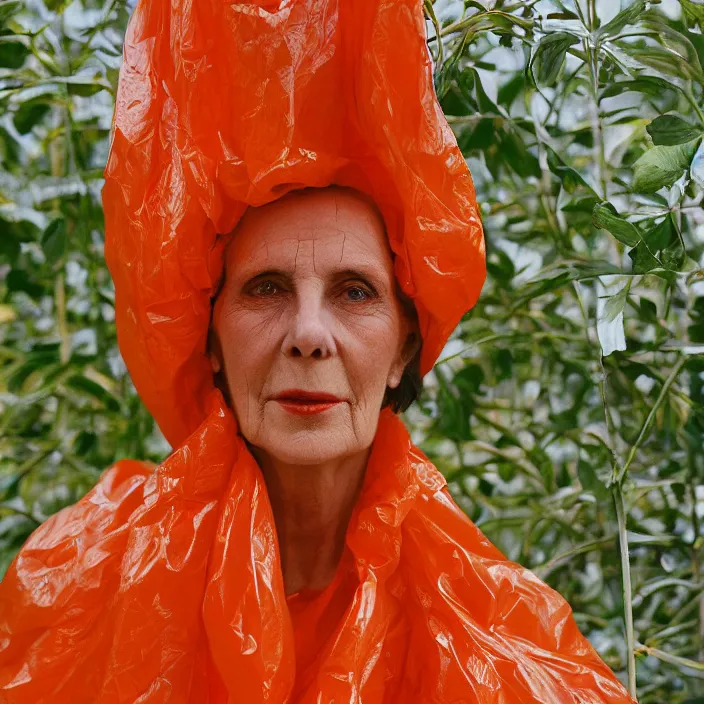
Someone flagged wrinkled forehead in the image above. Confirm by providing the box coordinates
[224,187,395,277]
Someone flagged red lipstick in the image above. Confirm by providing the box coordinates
[273,389,343,416]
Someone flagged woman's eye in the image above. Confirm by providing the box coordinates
[253,280,280,296]
[345,285,372,302]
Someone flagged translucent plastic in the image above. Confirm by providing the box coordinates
[0,0,635,701]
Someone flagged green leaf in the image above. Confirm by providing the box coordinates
[466,68,500,115]
[561,196,600,213]
[628,214,676,273]
[491,348,513,382]
[628,242,662,273]
[487,248,516,284]
[66,82,108,98]
[529,446,555,492]
[691,139,704,188]
[646,115,703,146]
[13,101,52,136]
[5,269,45,298]
[593,202,641,247]
[661,238,686,270]
[577,459,609,500]
[73,430,98,455]
[532,32,580,86]
[32,76,113,97]
[0,38,30,69]
[546,11,580,20]
[681,0,704,30]
[632,138,702,193]
[45,0,71,12]
[0,0,20,26]
[496,125,541,179]
[0,232,20,264]
[619,44,704,81]
[434,366,474,443]
[643,215,675,252]
[497,73,525,109]
[602,285,629,324]
[546,147,598,195]
[454,363,485,396]
[498,462,517,483]
[41,218,67,264]
[458,117,494,153]
[638,297,658,323]
[0,219,36,264]
[65,375,122,412]
[600,76,679,100]
[7,359,61,394]
[598,0,647,38]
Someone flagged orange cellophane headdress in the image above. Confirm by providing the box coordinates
[0,1,635,702]
[102,0,485,449]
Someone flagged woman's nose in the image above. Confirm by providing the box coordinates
[282,292,336,360]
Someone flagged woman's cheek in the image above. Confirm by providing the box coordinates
[219,314,274,407]
[344,317,401,397]
[347,308,401,358]
[222,308,280,363]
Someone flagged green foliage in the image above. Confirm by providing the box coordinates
[419,0,704,701]
[0,0,165,577]
[0,0,703,701]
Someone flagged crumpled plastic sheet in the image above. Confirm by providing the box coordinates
[0,0,636,701]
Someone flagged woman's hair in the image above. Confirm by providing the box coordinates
[207,186,424,414]
[381,280,422,413]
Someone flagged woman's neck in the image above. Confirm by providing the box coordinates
[250,445,370,596]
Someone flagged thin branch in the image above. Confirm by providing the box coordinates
[613,483,637,698]
[615,356,688,484]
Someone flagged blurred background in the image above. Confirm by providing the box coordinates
[1,0,703,700]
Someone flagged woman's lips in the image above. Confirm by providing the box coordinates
[273,390,343,416]
[275,399,342,415]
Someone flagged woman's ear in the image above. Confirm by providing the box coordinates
[207,328,223,374]
[402,329,421,368]
[387,328,421,389]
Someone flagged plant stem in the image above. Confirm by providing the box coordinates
[615,356,687,484]
[583,39,608,202]
[55,273,71,364]
[635,644,704,676]
[613,483,637,698]
[534,535,616,579]
[689,450,704,664]
[573,281,621,470]
[424,0,444,67]
[685,86,704,126]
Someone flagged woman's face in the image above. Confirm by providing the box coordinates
[210,187,418,465]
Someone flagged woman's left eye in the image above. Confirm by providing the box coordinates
[345,285,372,302]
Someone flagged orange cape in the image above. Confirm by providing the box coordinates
[0,0,634,701]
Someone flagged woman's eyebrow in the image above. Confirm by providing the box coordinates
[241,265,388,283]
[335,267,387,283]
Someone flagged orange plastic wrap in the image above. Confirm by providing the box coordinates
[0,0,635,702]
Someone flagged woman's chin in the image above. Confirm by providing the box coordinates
[257,407,364,464]
[262,427,354,465]
[242,403,376,465]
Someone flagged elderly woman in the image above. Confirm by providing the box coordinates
[0,0,635,702]
[208,186,423,601]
